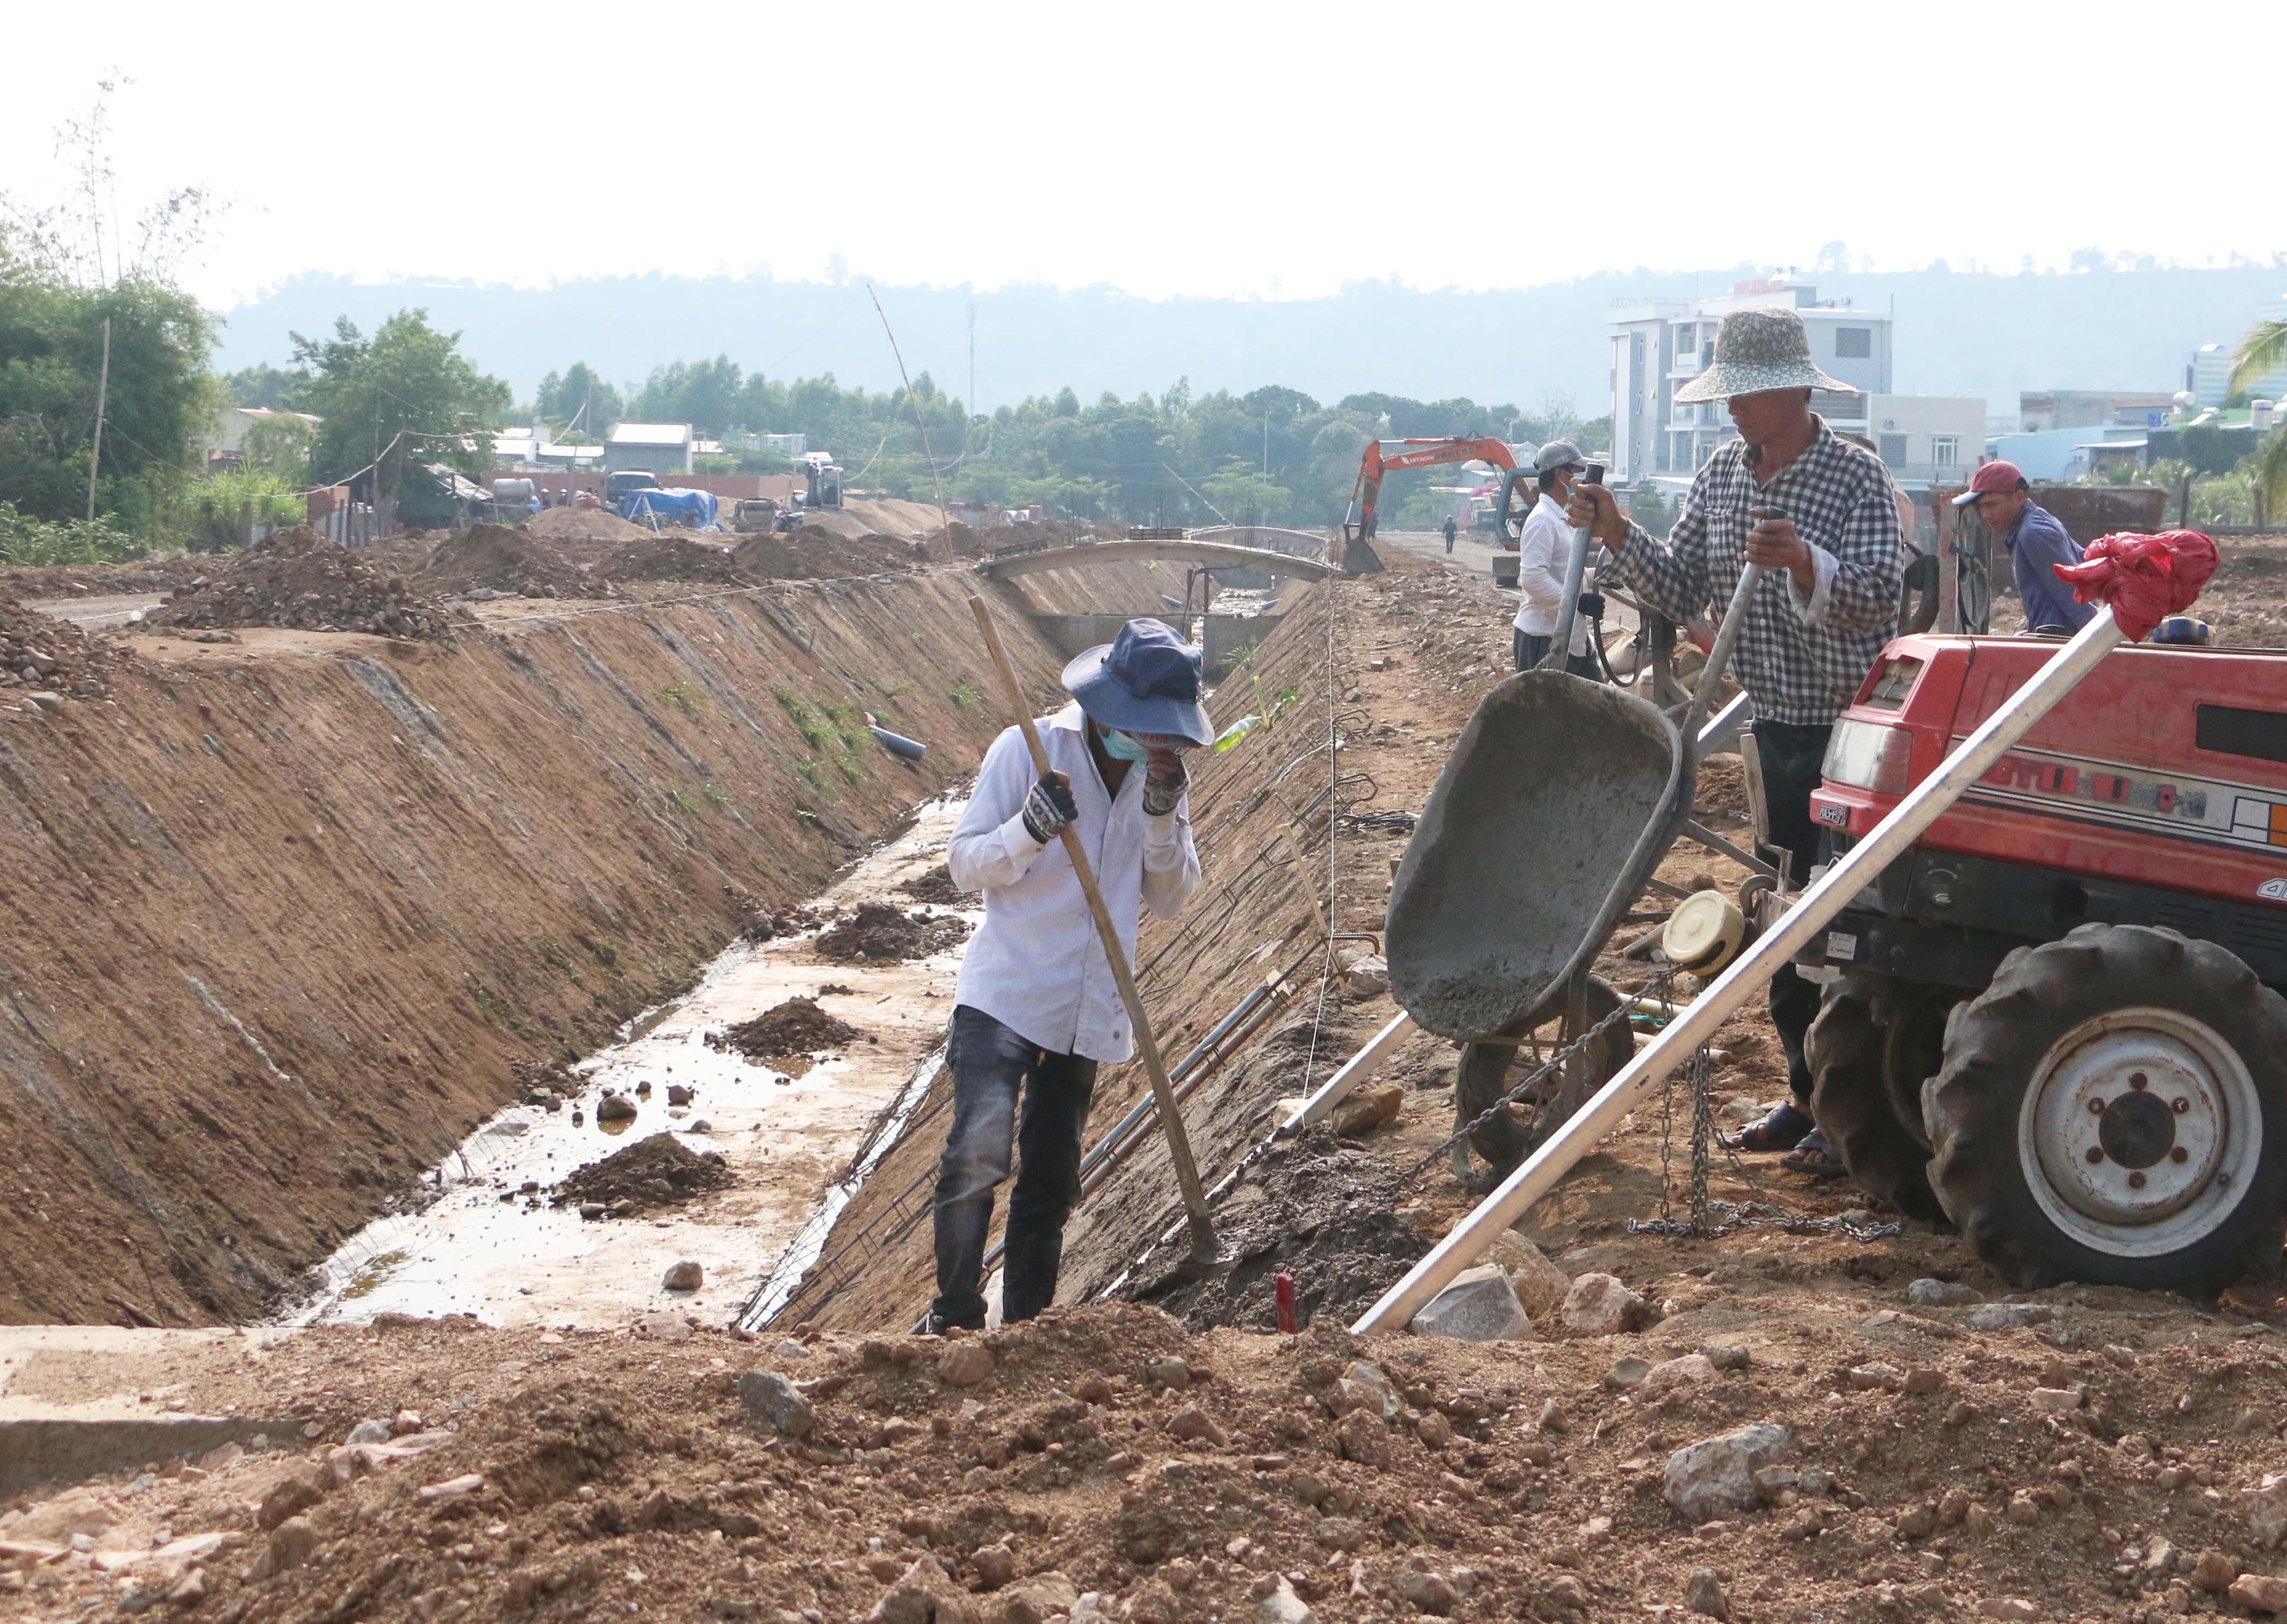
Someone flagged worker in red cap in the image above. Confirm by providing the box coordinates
[1954,461,2091,634]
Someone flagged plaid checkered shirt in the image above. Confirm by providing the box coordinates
[1604,417,1905,726]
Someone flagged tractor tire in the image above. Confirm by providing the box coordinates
[1809,991,1946,1223]
[1925,923,2287,1294]
[1882,990,1955,1154]
[1456,975,1628,1179]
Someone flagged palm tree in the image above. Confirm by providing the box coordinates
[2229,321,2287,527]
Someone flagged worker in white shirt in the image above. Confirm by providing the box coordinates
[1512,438,1601,677]
[927,618,1207,1332]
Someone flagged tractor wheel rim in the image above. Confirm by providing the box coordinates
[2018,1006,2260,1258]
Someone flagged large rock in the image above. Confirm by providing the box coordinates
[737,1369,814,1437]
[869,1555,979,1624]
[265,1517,319,1574]
[1389,1570,1457,1616]
[992,1573,1078,1624]
[1561,1273,1655,1336]
[662,1260,704,1291]
[1333,1361,1400,1421]
[1907,1277,1979,1308]
[1410,1265,1533,1342]
[1642,1353,1718,1396]
[937,1341,995,1388]
[1663,1423,1795,1522]
[1335,1410,1392,1468]
[2231,1575,2287,1613]
[1258,1578,1315,1623]
[1484,1231,1572,1320]
[2250,1473,2287,1548]
[1329,1084,1403,1137]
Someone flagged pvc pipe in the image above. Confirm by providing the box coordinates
[868,724,927,762]
[1352,607,2127,1335]
[1280,1012,1416,1132]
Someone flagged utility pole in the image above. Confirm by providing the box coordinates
[967,301,976,420]
[84,317,111,525]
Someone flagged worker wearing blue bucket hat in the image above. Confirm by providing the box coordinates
[926,618,1207,1332]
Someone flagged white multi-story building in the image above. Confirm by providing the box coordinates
[2190,300,2287,406]
[1609,277,1894,483]
[1607,277,1983,502]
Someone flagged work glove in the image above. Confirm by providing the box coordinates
[1576,590,1606,621]
[1142,752,1188,818]
[1020,769,1078,845]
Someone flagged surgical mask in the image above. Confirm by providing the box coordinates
[1101,728,1150,762]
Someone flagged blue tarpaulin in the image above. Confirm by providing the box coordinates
[621,488,720,529]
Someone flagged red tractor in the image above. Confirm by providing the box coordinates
[1793,632,2287,1293]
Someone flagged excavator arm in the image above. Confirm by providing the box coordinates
[1346,436,1519,545]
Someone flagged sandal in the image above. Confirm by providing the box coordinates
[1727,1100,1813,1153]
[1781,1128,1850,1179]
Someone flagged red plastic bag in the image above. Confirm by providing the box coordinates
[2052,529,2218,641]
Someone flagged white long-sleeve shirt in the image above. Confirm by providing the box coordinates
[947,703,1202,1063]
[1512,491,1592,656]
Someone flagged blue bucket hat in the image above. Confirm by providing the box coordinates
[1061,618,1213,747]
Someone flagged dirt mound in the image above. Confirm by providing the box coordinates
[812,903,971,963]
[898,865,964,904]
[0,554,210,600]
[549,1131,732,1217]
[716,997,866,1061]
[143,526,458,640]
[526,505,648,547]
[595,533,753,586]
[1128,1126,1429,1331]
[731,526,918,582]
[991,518,1077,553]
[417,524,609,601]
[0,590,133,700]
[925,519,991,561]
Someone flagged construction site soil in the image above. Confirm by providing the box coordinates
[22,531,2287,1622]
[416,526,613,602]
[141,528,462,640]
[549,1132,735,1216]
[19,1294,2287,1624]
[900,866,965,905]
[0,590,136,699]
[524,508,650,547]
[733,529,919,582]
[719,997,867,1062]
[594,535,752,588]
[812,904,973,964]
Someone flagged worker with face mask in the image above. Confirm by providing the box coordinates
[926,618,1207,1332]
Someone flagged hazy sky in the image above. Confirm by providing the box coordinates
[6,1,2283,312]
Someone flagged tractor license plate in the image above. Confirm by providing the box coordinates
[1825,931,1859,962]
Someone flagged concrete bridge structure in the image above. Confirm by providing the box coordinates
[973,538,1336,584]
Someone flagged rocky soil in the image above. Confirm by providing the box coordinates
[142,527,461,640]
[718,997,867,1062]
[814,904,973,964]
[416,525,612,602]
[0,590,133,701]
[549,1132,734,1219]
[17,1293,2287,1623]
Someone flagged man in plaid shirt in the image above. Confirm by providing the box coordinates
[1569,305,1902,1173]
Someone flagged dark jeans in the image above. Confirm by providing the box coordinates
[1753,719,1835,1107]
[931,1005,1098,1330]
[1513,629,1599,678]
[1444,530,1456,552]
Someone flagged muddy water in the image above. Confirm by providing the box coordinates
[287,796,977,1331]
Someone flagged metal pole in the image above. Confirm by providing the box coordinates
[964,594,1219,1257]
[85,317,110,524]
[1353,605,2130,1334]
[1547,465,1602,667]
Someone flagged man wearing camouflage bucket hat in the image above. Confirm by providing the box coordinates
[1567,304,1904,1180]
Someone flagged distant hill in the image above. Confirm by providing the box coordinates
[210,265,2287,417]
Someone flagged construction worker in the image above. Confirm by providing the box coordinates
[1443,515,1459,553]
[1954,459,2091,634]
[1514,439,1601,676]
[926,619,1206,1332]
[1566,306,1903,1176]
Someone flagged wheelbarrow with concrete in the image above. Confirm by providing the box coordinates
[1386,478,1767,1183]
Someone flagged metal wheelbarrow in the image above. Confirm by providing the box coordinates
[1387,492,1763,1180]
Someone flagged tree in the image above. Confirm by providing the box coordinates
[1201,459,1289,526]
[222,363,300,409]
[290,310,509,503]
[535,362,622,436]
[2231,319,2287,523]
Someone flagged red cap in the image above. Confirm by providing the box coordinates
[1952,460,2026,507]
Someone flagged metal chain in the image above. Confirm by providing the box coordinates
[1689,1041,1714,1236]
[1409,965,1684,1181]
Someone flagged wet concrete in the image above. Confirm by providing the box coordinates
[287,796,978,1331]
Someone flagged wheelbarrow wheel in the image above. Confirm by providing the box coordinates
[1455,975,1629,1181]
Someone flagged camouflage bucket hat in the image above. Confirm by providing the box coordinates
[1673,305,1854,403]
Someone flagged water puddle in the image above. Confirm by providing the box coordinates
[286,795,977,1330]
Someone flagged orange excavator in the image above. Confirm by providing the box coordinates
[1342,436,1533,548]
